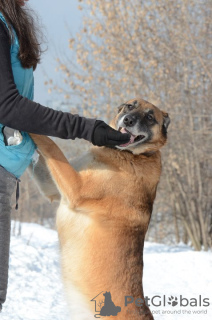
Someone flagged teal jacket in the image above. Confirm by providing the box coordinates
[0,12,36,178]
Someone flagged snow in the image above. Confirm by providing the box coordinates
[1,222,69,320]
[143,242,212,319]
[1,222,212,320]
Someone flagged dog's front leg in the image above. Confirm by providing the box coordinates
[29,134,82,207]
[28,151,60,202]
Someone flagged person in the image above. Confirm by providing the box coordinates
[0,0,130,312]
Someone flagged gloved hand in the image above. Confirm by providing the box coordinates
[92,120,130,147]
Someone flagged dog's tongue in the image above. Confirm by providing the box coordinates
[119,128,135,147]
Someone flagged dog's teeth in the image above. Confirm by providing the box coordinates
[120,128,128,134]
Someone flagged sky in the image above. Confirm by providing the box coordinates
[29,0,83,105]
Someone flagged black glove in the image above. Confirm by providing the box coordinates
[91,120,130,147]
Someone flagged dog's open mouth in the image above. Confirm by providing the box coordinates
[118,128,146,147]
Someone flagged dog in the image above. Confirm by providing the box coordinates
[29,98,170,320]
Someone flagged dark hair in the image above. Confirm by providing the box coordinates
[0,0,42,70]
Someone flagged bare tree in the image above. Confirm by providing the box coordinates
[30,0,212,250]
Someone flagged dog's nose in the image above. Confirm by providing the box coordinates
[123,115,136,127]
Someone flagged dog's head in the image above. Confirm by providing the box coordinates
[111,98,170,155]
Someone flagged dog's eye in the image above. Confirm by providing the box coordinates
[127,104,134,111]
[147,114,154,121]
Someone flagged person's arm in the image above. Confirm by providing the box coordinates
[0,21,130,146]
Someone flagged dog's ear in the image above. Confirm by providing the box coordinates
[117,104,125,113]
[162,111,170,131]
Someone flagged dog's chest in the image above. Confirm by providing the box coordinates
[56,201,95,319]
[56,200,93,281]
[56,200,91,244]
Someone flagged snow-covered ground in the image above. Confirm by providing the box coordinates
[143,242,212,319]
[1,222,212,320]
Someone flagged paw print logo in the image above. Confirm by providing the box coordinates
[168,296,178,307]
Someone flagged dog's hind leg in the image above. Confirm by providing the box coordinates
[29,134,82,207]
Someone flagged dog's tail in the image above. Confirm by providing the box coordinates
[29,134,81,205]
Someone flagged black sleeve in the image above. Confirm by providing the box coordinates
[0,21,96,141]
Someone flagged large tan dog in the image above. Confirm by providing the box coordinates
[29,98,170,320]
